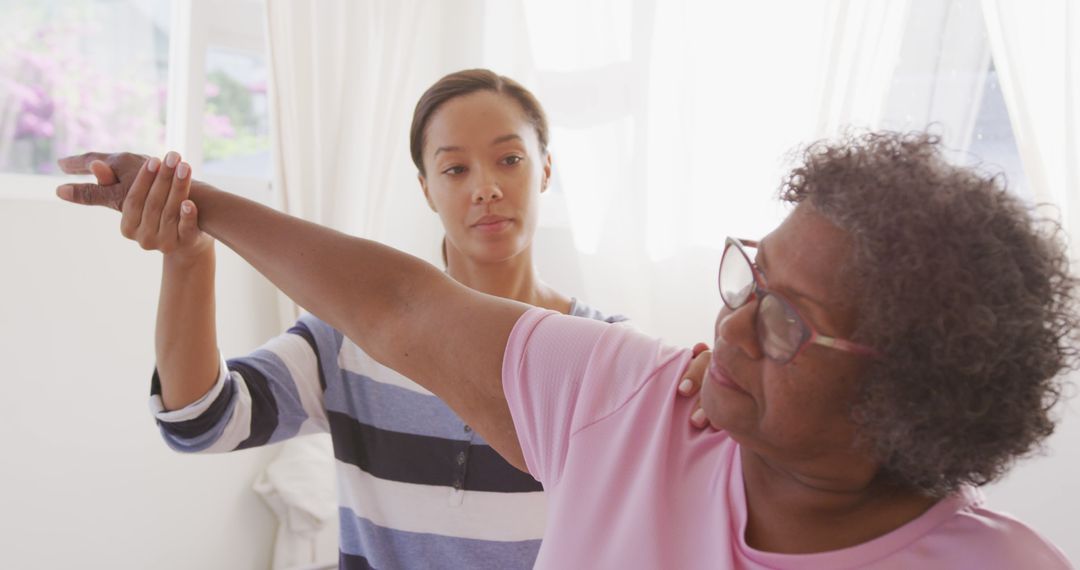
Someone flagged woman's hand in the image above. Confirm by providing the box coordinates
[65,151,214,262]
[678,343,712,429]
[121,152,213,262]
[56,151,150,212]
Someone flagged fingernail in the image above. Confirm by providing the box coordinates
[181,201,193,215]
[147,157,160,172]
[691,408,707,426]
[176,162,190,180]
[56,185,73,200]
[678,379,693,395]
[164,151,179,168]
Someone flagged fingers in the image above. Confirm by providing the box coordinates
[159,161,192,242]
[89,160,118,185]
[677,343,711,398]
[56,182,127,210]
[57,152,111,174]
[690,405,708,429]
[119,157,161,239]
[136,151,180,249]
[680,342,712,430]
[56,151,154,213]
[177,199,203,246]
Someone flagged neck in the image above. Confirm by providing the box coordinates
[739,447,936,554]
[445,244,570,313]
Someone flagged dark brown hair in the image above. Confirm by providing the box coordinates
[409,68,550,176]
[781,131,1079,496]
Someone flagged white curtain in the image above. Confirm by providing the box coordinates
[816,0,912,135]
[261,2,487,566]
[479,0,911,345]
[265,0,488,327]
[877,0,991,154]
[982,0,1078,250]
[264,0,918,346]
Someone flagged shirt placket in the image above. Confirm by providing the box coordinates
[448,423,475,506]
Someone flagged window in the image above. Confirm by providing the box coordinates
[203,47,271,178]
[1,0,272,202]
[0,0,170,175]
[966,64,1030,202]
[882,0,1029,202]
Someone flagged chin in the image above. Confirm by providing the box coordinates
[467,239,527,263]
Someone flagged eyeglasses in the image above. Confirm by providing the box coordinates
[719,237,879,363]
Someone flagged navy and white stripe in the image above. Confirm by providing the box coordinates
[149,299,625,570]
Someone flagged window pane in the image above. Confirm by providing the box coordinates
[967,64,1031,202]
[202,46,271,178]
[0,0,169,175]
[881,0,1029,201]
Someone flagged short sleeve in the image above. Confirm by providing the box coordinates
[502,308,685,487]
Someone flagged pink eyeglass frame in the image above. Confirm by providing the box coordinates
[721,237,881,363]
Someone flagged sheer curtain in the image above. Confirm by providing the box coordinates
[982,0,1078,248]
[481,0,911,344]
[265,0,488,326]
[261,2,487,567]
[816,0,912,135]
[978,0,1080,559]
[264,0,918,344]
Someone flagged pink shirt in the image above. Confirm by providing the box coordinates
[502,309,1072,569]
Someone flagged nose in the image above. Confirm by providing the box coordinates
[717,302,763,360]
[471,179,504,204]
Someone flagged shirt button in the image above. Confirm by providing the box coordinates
[456,451,466,465]
[463,425,472,433]
[453,479,463,490]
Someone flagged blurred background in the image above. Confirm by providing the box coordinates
[0,0,1076,568]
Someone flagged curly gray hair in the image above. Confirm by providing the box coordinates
[780,131,1080,496]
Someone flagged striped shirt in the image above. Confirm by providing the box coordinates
[149,299,625,570]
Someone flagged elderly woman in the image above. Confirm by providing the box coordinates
[59,131,1076,568]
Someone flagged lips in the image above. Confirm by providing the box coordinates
[471,215,513,232]
[707,358,747,394]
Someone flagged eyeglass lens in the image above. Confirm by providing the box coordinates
[720,242,807,362]
[720,245,755,306]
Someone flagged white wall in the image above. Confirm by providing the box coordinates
[986,395,1080,562]
[0,190,282,570]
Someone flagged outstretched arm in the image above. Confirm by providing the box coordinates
[58,152,530,469]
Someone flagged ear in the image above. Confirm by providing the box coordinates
[541,152,553,194]
[418,173,437,212]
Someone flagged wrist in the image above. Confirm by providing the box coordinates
[163,240,215,270]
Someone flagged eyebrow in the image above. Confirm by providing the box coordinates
[756,240,830,311]
[433,134,524,158]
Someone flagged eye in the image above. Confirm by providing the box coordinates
[502,155,523,166]
[442,165,466,176]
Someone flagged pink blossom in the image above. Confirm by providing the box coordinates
[204,113,236,138]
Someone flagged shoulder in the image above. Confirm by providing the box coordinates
[506,308,686,403]
[568,297,630,324]
[930,488,1071,569]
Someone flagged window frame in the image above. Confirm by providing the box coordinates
[0,0,272,204]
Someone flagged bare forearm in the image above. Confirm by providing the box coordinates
[187,182,423,353]
[156,247,220,410]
